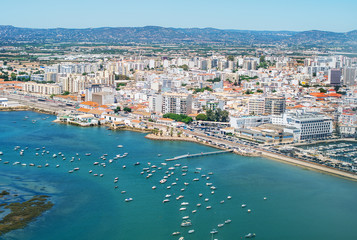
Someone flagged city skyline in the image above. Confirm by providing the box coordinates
[1,0,356,32]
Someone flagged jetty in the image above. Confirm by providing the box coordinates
[166,150,233,161]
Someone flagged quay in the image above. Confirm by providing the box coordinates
[166,150,233,161]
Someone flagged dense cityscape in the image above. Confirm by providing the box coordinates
[1,0,357,239]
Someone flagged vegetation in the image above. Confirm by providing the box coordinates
[115,74,130,80]
[256,89,263,93]
[193,87,213,93]
[240,75,258,81]
[0,195,53,236]
[114,106,121,113]
[206,109,229,122]
[319,88,327,93]
[196,113,208,121]
[207,77,221,83]
[178,64,189,71]
[163,113,193,124]
[123,107,132,113]
[62,91,70,95]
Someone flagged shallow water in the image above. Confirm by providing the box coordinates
[1,111,357,240]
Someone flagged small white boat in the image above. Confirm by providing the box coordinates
[264,197,267,200]
[205,198,209,202]
[196,203,201,207]
[188,229,195,234]
[225,219,232,224]
[125,198,133,202]
[181,202,189,206]
[117,145,123,148]
[179,207,186,211]
[180,219,191,226]
[247,209,252,213]
[206,206,212,209]
[192,210,197,213]
[227,195,232,199]
[163,199,170,203]
[165,194,171,198]
[220,200,225,204]
[152,186,157,190]
[242,204,247,208]
[218,223,224,228]
[182,216,189,220]
[172,232,180,236]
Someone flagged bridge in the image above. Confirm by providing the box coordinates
[166,150,233,161]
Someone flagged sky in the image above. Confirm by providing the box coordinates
[1,0,356,32]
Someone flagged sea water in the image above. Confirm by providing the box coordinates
[1,111,357,240]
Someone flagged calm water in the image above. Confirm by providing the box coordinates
[1,111,357,240]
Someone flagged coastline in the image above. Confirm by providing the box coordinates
[0,106,57,116]
[1,107,357,181]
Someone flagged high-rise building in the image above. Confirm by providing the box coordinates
[248,98,265,115]
[162,93,192,115]
[264,97,286,115]
[343,67,357,86]
[328,69,342,86]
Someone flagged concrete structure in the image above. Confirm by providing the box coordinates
[276,111,333,141]
[264,97,286,115]
[162,93,192,115]
[92,92,114,105]
[24,82,61,95]
[328,69,342,86]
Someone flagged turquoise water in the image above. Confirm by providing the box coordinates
[1,111,357,240]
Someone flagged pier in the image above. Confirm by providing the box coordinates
[166,150,233,161]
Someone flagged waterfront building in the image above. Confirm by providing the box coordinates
[276,111,333,141]
[162,93,192,115]
[229,115,271,129]
[23,82,61,95]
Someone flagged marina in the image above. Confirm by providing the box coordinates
[1,111,357,240]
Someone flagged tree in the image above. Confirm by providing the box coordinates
[196,113,207,121]
[227,55,234,61]
[319,88,327,93]
[62,91,70,95]
[114,106,121,113]
[179,64,189,71]
[123,107,132,113]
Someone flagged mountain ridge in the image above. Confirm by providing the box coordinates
[0,25,356,46]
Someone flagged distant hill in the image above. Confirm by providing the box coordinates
[0,25,356,46]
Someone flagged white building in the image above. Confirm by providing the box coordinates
[162,93,192,115]
[275,111,333,141]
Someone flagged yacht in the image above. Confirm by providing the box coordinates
[206,206,212,209]
[182,216,190,220]
[172,232,180,236]
[218,223,224,228]
[245,233,256,238]
[165,194,171,198]
[210,229,218,234]
[125,198,133,202]
[225,219,232,224]
[163,199,170,203]
[181,202,189,206]
[188,229,195,234]
[242,204,247,208]
[180,220,191,227]
[179,207,187,211]
[196,203,201,207]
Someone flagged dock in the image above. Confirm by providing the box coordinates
[166,150,233,161]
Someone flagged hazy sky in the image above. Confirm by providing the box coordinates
[1,0,356,32]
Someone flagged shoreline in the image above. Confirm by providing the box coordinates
[1,107,357,181]
[0,106,57,116]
